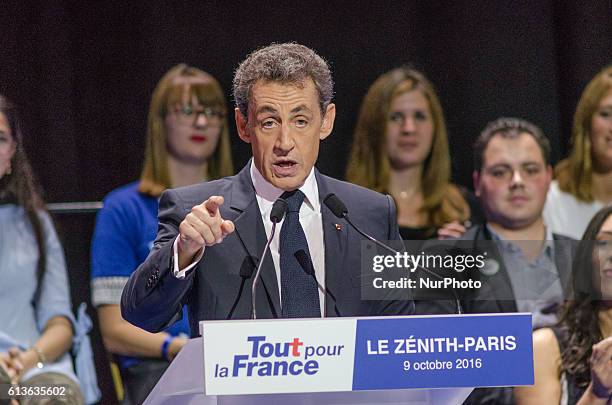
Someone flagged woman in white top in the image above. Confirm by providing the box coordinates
[544,66,612,239]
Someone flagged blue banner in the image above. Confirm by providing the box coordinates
[352,314,533,390]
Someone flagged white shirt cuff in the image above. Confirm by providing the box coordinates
[172,237,205,279]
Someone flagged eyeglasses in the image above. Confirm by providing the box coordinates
[173,104,225,127]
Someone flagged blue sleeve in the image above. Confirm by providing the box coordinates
[91,196,140,281]
[36,212,76,331]
[91,188,160,307]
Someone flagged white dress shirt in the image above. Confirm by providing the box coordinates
[172,161,326,316]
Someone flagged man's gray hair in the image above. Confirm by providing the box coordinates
[233,42,334,118]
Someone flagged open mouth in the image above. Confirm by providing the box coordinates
[272,160,298,176]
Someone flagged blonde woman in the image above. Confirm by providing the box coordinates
[347,67,481,240]
[90,64,233,403]
[545,66,612,239]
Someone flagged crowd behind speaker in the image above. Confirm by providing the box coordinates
[0,50,611,404]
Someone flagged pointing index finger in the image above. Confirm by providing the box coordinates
[204,195,225,215]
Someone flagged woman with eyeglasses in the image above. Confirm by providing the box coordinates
[90,64,234,404]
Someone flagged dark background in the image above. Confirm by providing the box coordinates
[2,1,611,201]
[1,1,611,403]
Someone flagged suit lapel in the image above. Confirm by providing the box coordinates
[230,164,280,317]
[477,227,518,313]
[316,172,349,317]
[487,262,518,313]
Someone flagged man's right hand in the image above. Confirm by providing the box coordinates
[177,196,235,267]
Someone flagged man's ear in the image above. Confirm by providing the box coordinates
[473,170,481,197]
[235,108,251,143]
[319,103,336,141]
[545,165,553,183]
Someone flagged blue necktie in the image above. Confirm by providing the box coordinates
[279,190,321,318]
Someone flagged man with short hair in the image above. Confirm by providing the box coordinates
[463,117,573,327]
[121,43,413,333]
[419,118,573,321]
[433,118,575,405]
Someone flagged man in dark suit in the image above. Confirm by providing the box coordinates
[463,117,574,326]
[121,43,413,335]
[424,118,575,405]
[418,118,574,323]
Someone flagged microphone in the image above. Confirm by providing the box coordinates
[294,250,342,317]
[226,257,255,320]
[251,198,287,319]
[323,193,463,314]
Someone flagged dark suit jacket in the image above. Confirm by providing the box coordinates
[414,224,575,316]
[447,227,576,405]
[121,163,414,335]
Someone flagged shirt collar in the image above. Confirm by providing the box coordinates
[250,160,320,213]
[486,223,555,259]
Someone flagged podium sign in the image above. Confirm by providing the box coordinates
[200,313,533,396]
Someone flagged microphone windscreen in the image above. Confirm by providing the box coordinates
[323,193,348,218]
[270,198,288,223]
[294,249,314,276]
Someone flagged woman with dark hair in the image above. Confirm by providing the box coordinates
[515,205,612,404]
[0,95,86,403]
[90,64,234,404]
[544,66,612,239]
[346,67,482,240]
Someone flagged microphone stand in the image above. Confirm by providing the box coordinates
[251,198,287,319]
[323,193,463,314]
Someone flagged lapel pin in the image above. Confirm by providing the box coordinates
[480,258,500,276]
[334,223,342,231]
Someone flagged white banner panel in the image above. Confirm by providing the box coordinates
[202,318,357,395]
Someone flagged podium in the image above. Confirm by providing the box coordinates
[144,314,534,405]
